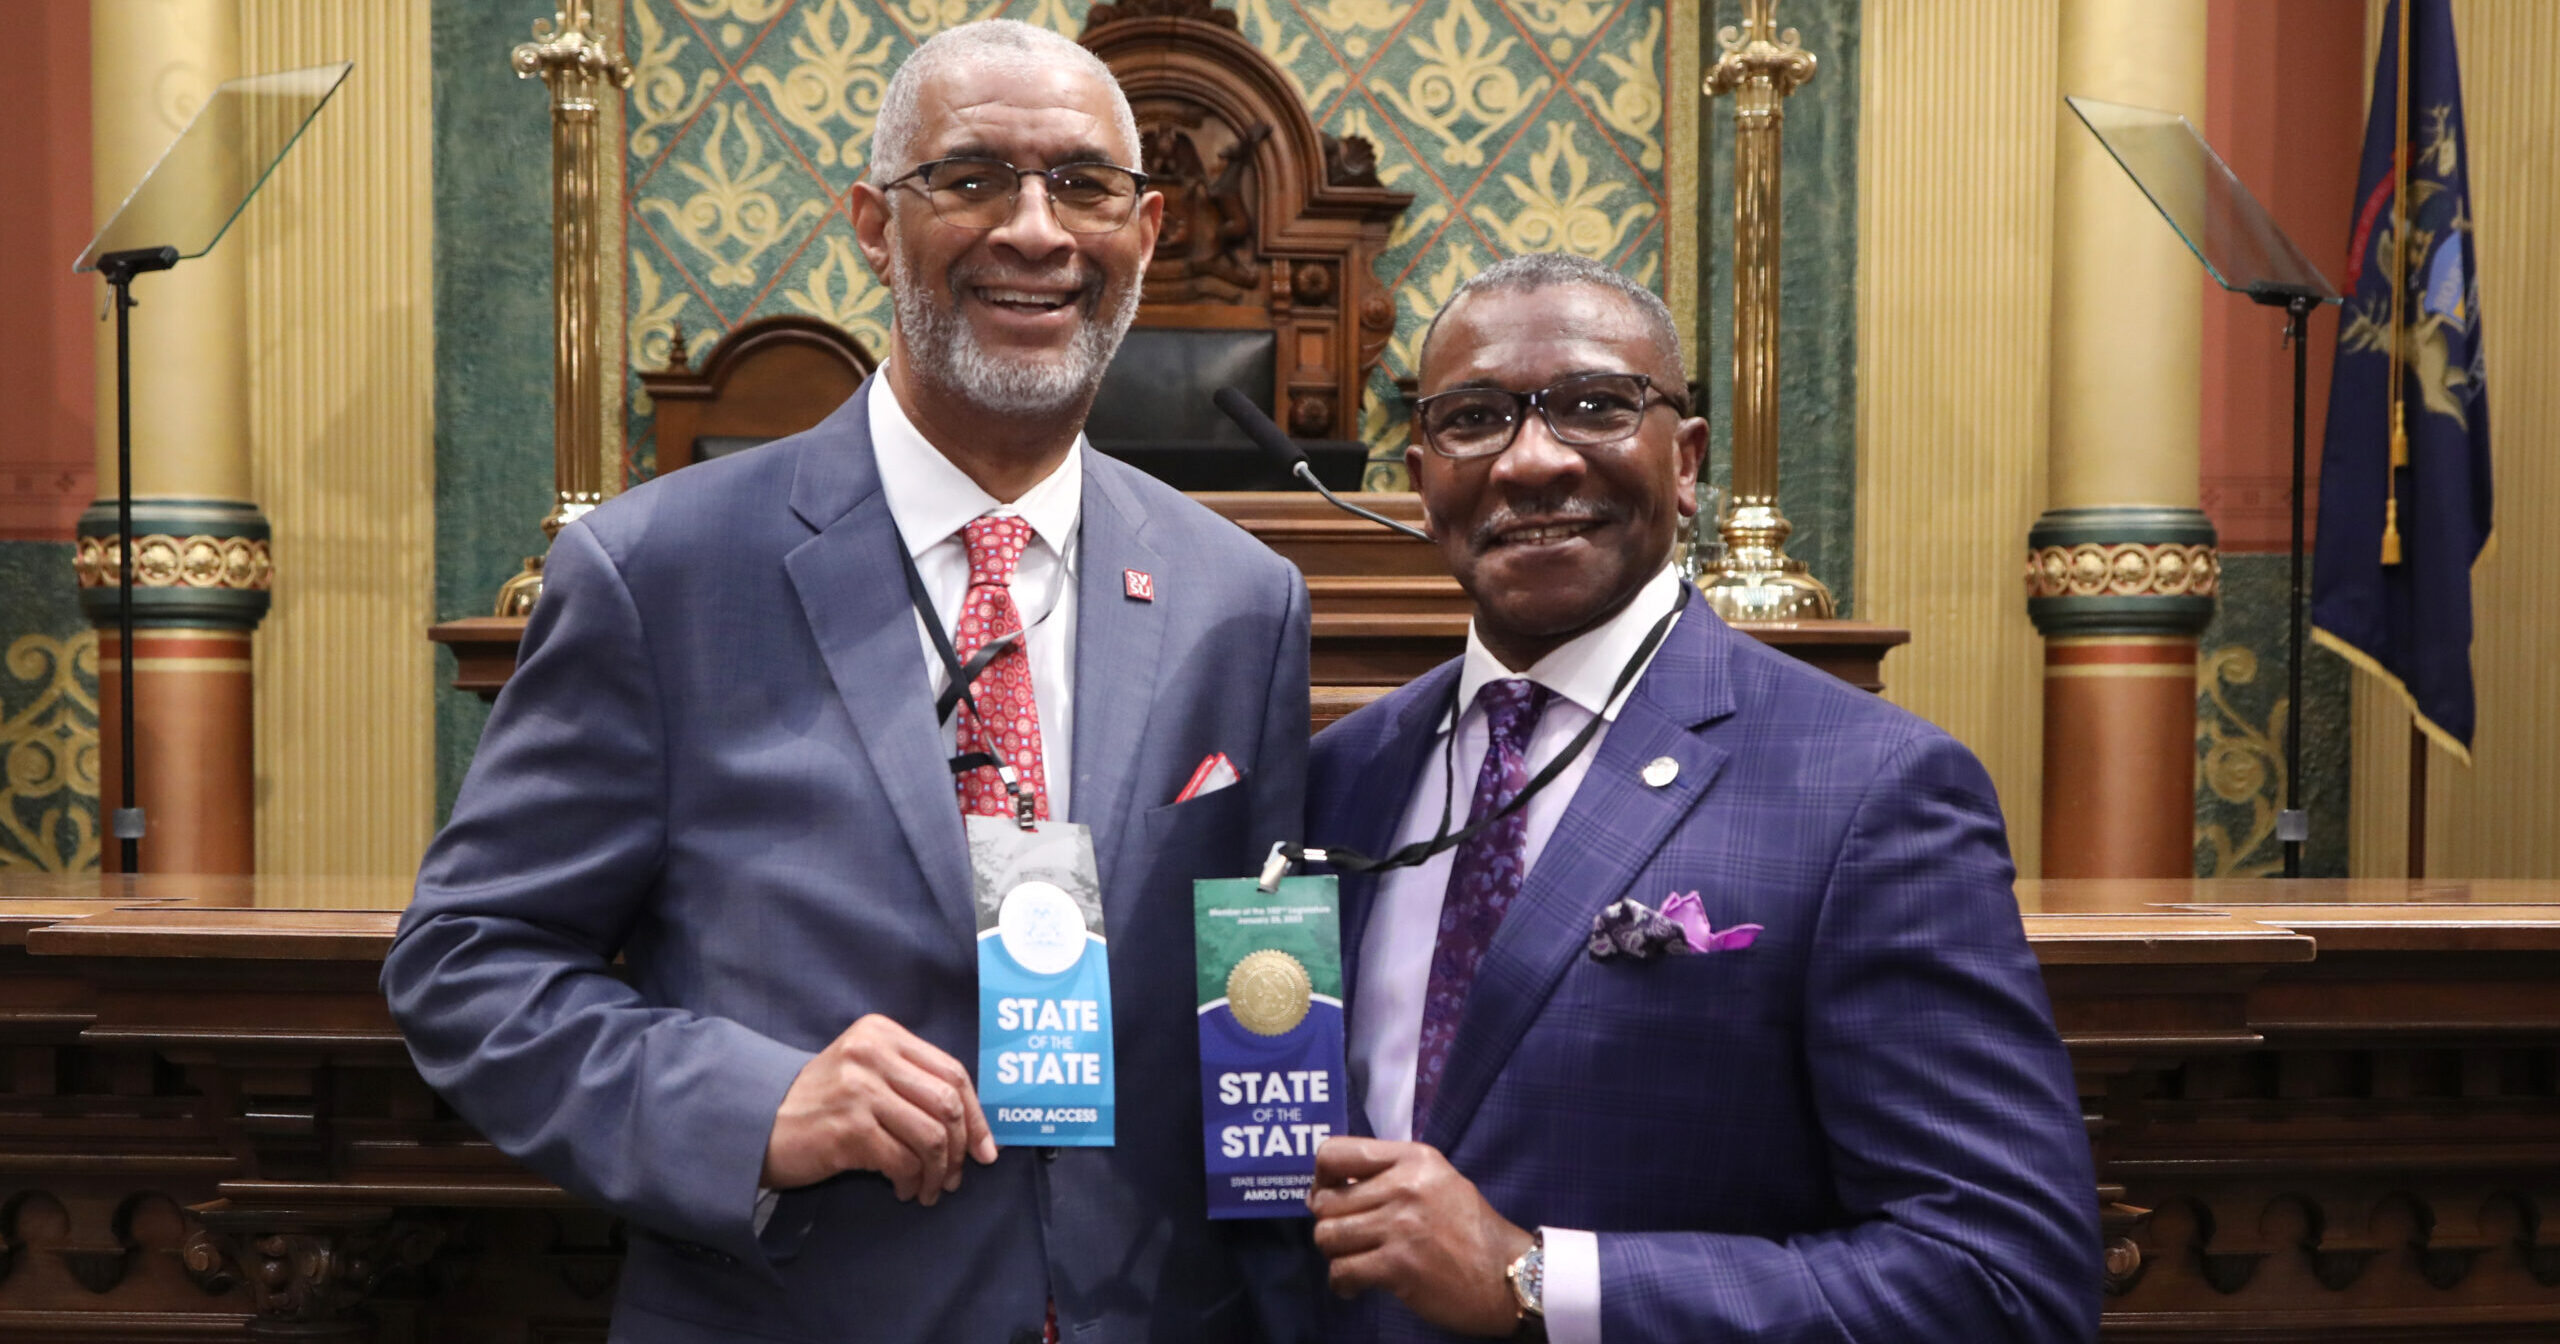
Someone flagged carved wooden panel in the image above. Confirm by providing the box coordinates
[637,315,876,476]
[1083,4,1410,441]
[7,875,2559,1341]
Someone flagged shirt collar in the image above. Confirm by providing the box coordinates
[870,368,1084,559]
[1453,563,1685,728]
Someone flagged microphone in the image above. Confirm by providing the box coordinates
[1213,386,1431,543]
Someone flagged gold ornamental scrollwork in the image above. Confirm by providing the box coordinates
[1,633,100,874]
[2196,644,2284,880]
[2025,543,2221,600]
[73,536,275,592]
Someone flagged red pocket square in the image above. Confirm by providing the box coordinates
[1175,752,1240,803]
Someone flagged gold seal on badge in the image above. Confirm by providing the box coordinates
[1226,949,1313,1037]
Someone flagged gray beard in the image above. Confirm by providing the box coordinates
[888,244,1143,419]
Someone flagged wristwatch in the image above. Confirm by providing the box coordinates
[1504,1230,1547,1341]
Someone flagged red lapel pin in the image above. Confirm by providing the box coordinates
[1124,569,1155,602]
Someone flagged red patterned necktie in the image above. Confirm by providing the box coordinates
[1412,678,1551,1129]
[953,515,1049,821]
[954,517,1059,1344]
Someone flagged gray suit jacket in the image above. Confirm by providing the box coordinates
[385,381,1314,1343]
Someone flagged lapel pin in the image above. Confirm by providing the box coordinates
[1642,756,1678,788]
[1123,569,1155,602]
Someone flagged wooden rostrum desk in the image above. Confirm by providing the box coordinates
[428,492,1916,719]
[1,875,2555,1341]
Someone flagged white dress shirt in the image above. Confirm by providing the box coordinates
[870,373,1082,820]
[1349,562,1685,1344]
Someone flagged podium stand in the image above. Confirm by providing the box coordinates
[2066,96,2342,878]
[74,62,350,872]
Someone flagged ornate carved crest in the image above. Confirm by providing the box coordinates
[1085,0,1239,32]
[1140,112,1270,304]
[1081,3,1411,441]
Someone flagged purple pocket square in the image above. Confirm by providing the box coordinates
[1588,893,1763,962]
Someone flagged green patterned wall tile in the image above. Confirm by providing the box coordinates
[640,88,839,307]
[0,542,98,873]
[1570,5,1665,176]
[2196,552,2349,878]
[732,0,903,194]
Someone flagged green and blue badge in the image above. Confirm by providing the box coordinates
[1195,875,1347,1218]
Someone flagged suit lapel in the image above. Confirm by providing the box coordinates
[1421,594,1739,1154]
[1329,664,1461,998]
[782,380,976,945]
[1067,458,1163,927]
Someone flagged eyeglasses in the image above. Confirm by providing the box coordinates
[884,156,1151,235]
[1410,373,1689,460]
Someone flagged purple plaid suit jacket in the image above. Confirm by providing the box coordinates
[1307,591,2098,1343]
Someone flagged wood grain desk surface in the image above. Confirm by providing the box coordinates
[4,874,2554,963]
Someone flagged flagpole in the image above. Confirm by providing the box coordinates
[2386,0,2429,878]
[2385,0,2410,565]
[2408,724,2428,878]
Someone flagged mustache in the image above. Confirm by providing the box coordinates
[948,259,1101,314]
[1470,495,1621,548]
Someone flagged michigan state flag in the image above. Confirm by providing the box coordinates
[2311,0,2493,760]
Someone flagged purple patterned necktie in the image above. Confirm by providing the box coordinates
[1412,677,1552,1129]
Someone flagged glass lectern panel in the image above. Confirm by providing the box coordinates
[75,63,353,272]
[2066,95,2340,303]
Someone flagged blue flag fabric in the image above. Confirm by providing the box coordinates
[2311,0,2493,760]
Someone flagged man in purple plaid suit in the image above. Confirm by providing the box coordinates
[1302,254,2097,1343]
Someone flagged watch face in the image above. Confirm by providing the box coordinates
[1512,1240,1546,1315]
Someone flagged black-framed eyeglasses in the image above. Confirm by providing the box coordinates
[884,156,1151,235]
[1410,373,1689,460]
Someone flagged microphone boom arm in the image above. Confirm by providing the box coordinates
[1213,385,1432,543]
[1292,461,1430,542]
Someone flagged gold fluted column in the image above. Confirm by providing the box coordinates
[81,0,265,874]
[2030,0,2214,879]
[1701,0,1834,621]
[494,4,631,617]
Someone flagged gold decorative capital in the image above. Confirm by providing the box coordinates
[513,4,634,106]
[1705,0,1816,101]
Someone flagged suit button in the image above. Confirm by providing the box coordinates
[1040,1146,1059,1162]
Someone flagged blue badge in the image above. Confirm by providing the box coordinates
[970,818,1113,1147]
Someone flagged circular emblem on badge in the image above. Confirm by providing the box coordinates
[1226,950,1313,1037]
[997,880,1089,976]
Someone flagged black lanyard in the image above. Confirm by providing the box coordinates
[897,539,1065,828]
[1290,586,1685,878]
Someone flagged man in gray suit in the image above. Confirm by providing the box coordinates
[384,21,1311,1343]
